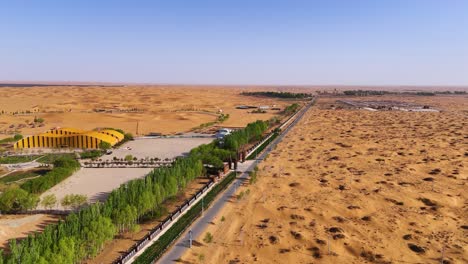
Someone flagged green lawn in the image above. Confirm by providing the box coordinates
[0,169,50,184]
[0,155,40,164]
[36,153,76,164]
[0,153,77,164]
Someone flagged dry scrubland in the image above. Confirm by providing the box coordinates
[0,86,290,138]
[182,96,467,264]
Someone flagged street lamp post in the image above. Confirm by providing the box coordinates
[189,230,193,248]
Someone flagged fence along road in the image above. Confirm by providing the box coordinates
[156,98,315,263]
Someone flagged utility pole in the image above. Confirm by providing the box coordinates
[202,196,204,215]
[136,121,139,136]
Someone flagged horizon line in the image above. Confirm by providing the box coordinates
[1,80,468,89]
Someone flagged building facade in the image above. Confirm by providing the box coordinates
[13,128,124,149]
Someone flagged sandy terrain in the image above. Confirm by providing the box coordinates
[0,214,61,250]
[0,86,294,138]
[181,95,467,264]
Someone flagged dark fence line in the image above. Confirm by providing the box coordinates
[6,209,73,216]
[112,176,218,264]
[82,163,172,168]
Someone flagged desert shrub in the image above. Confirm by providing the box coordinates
[40,194,57,210]
[124,133,134,141]
[203,232,213,243]
[61,194,88,210]
[249,171,257,184]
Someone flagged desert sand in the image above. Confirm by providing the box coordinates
[181,95,467,264]
[0,86,294,138]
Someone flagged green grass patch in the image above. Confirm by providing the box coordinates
[134,171,237,264]
[36,153,76,164]
[0,155,40,164]
[0,169,50,184]
[79,150,103,159]
[246,132,278,160]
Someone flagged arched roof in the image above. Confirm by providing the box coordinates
[101,129,125,141]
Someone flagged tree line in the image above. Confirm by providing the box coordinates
[0,120,270,263]
[343,90,392,96]
[0,154,203,263]
[283,103,300,115]
[241,91,312,99]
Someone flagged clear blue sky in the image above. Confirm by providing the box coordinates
[1,0,467,85]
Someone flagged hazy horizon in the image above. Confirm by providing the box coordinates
[1,0,467,86]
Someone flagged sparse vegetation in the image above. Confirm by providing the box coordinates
[249,170,257,184]
[80,149,103,159]
[40,194,57,210]
[61,194,88,210]
[0,155,38,164]
[203,232,213,243]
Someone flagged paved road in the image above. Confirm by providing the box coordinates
[156,99,315,263]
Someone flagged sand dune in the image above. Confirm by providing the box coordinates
[181,95,467,264]
[0,86,292,137]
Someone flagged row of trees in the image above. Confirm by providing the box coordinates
[0,120,271,263]
[241,91,312,99]
[223,120,269,151]
[283,103,300,115]
[0,155,204,263]
[343,90,392,96]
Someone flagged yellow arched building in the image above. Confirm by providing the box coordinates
[14,128,124,149]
